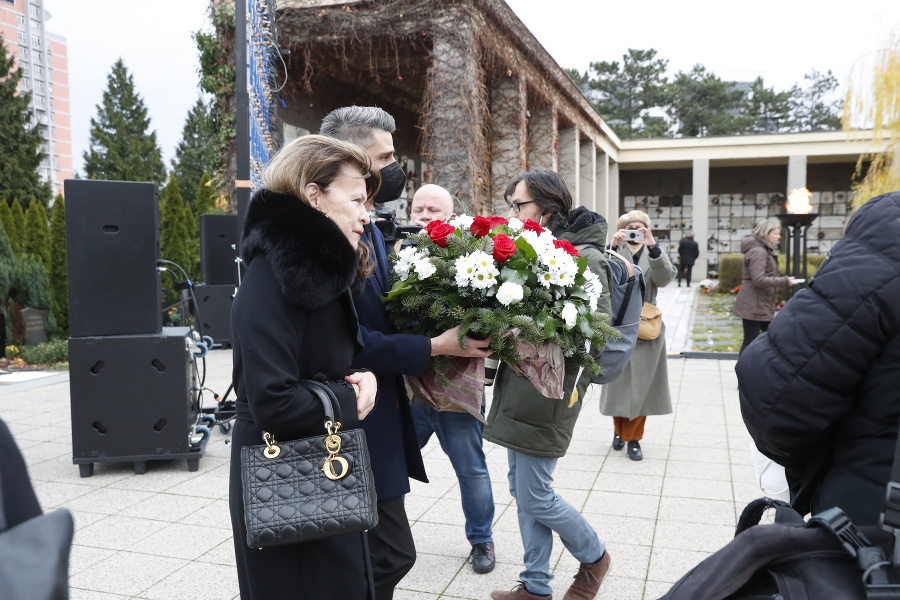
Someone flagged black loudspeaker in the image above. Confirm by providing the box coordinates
[65,179,162,337]
[200,214,238,285]
[193,284,233,347]
[68,327,205,476]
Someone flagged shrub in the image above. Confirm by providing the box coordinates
[717,252,827,292]
[18,338,67,365]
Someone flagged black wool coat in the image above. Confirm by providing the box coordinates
[737,191,900,524]
[677,237,699,266]
[228,189,373,600]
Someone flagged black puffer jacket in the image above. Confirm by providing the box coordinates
[736,190,900,524]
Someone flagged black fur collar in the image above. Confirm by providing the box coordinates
[240,189,357,309]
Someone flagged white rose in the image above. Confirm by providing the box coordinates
[496,282,524,306]
[415,258,436,280]
[561,302,578,329]
[449,214,475,230]
[507,217,524,232]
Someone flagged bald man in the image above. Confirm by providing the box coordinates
[410,184,455,227]
[408,183,497,575]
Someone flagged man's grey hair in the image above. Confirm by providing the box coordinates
[320,106,396,149]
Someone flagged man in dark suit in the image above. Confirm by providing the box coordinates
[321,106,493,600]
[677,233,700,287]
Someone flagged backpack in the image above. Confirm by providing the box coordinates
[576,245,644,384]
[658,497,900,600]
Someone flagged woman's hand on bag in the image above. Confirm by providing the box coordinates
[430,326,493,358]
[345,371,377,420]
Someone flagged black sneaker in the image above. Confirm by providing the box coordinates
[470,541,496,574]
[627,440,643,461]
[612,434,625,451]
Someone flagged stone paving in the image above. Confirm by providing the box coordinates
[0,286,765,599]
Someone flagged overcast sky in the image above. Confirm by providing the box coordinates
[43,0,898,176]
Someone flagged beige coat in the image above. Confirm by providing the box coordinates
[599,243,676,420]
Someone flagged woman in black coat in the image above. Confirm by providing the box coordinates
[737,190,900,525]
[229,135,379,599]
[0,417,42,527]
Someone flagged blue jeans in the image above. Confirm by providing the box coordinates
[411,398,494,545]
[507,449,605,596]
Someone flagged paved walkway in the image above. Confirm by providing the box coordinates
[0,287,766,600]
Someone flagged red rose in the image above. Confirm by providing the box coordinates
[470,216,492,237]
[428,222,456,247]
[487,216,509,230]
[553,240,580,257]
[491,234,517,262]
[424,219,445,232]
[522,219,545,233]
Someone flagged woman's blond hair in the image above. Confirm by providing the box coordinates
[263,134,380,279]
[752,217,782,249]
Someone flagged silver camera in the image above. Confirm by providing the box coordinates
[625,229,645,241]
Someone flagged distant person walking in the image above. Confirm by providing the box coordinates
[733,218,800,354]
[676,234,699,287]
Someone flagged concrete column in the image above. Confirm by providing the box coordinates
[528,107,558,172]
[787,155,808,194]
[596,150,609,220]
[692,158,710,282]
[579,139,595,210]
[422,17,489,214]
[558,127,579,202]
[490,74,527,215]
[608,160,619,246]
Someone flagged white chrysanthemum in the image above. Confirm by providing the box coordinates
[414,258,436,280]
[394,246,422,281]
[454,254,478,287]
[589,295,598,312]
[561,302,578,329]
[507,217,524,232]
[537,270,554,288]
[470,269,497,290]
[448,214,475,230]
[496,282,524,306]
[555,271,576,287]
[470,250,494,270]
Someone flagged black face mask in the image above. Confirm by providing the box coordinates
[373,161,407,205]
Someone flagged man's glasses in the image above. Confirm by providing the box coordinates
[504,199,536,213]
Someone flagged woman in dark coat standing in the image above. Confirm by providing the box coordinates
[733,218,800,354]
[229,135,379,599]
[737,190,900,524]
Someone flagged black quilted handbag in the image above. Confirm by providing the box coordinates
[240,380,378,549]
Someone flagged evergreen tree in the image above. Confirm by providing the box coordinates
[0,201,15,256]
[172,98,217,208]
[10,199,25,257]
[83,59,166,185]
[0,222,14,305]
[12,255,55,335]
[49,195,67,333]
[584,49,671,139]
[181,195,200,283]
[159,175,192,302]
[0,37,52,208]
[23,201,50,265]
[668,65,749,137]
[194,173,217,216]
[790,69,843,132]
[743,77,794,134]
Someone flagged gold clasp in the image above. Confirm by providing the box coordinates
[262,432,281,459]
[322,421,349,480]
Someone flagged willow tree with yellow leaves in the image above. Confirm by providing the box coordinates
[843,32,900,205]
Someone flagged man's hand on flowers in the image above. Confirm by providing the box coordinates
[430,326,494,358]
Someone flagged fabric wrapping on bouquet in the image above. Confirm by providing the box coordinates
[405,356,487,423]
[505,335,566,400]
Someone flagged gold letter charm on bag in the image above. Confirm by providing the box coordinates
[322,421,350,480]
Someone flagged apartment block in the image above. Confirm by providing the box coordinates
[0,0,72,197]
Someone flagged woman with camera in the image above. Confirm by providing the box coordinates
[600,210,676,461]
[733,218,801,355]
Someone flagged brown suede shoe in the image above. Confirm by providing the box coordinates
[490,582,552,600]
[561,551,611,600]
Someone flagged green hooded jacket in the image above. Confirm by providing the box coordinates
[483,208,612,458]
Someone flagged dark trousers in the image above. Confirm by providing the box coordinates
[676,263,693,285]
[740,319,770,354]
[369,495,416,600]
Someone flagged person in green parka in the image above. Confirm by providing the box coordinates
[485,170,613,600]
